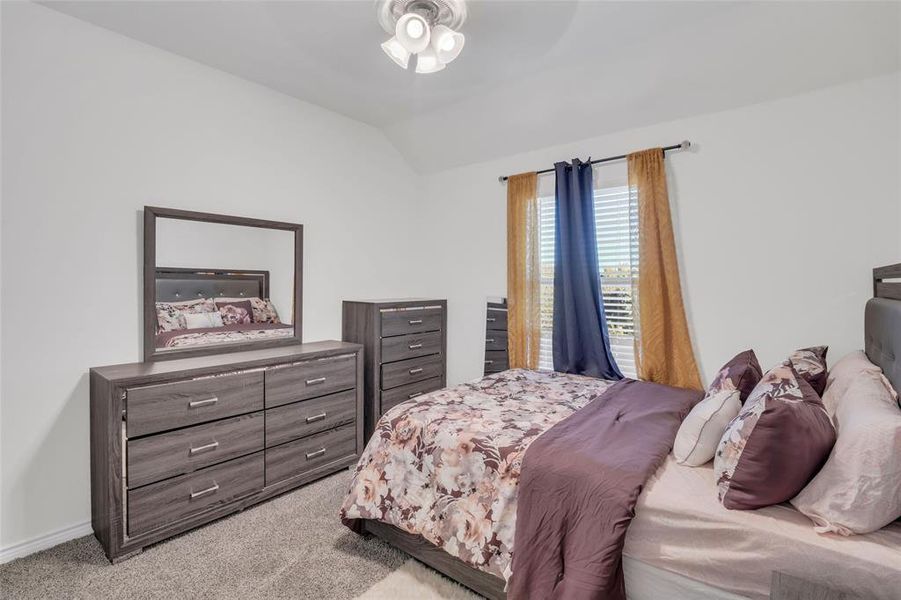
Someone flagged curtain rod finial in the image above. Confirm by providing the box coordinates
[681,140,691,150]
[498,176,507,184]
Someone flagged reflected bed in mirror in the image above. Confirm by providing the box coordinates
[144,207,302,361]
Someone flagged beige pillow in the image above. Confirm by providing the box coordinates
[821,350,884,415]
[791,370,901,535]
[673,389,741,466]
[183,311,224,330]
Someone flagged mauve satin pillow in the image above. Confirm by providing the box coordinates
[707,349,763,404]
[714,364,836,510]
[786,346,829,396]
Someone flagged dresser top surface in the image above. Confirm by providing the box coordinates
[343,298,446,307]
[91,340,361,383]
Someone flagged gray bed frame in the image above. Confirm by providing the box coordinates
[358,263,901,600]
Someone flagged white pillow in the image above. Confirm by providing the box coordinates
[673,389,741,466]
[791,370,901,535]
[821,350,885,415]
[183,311,224,330]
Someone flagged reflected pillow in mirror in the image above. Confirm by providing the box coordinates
[156,298,216,332]
[216,296,281,324]
[183,311,224,330]
[216,300,252,325]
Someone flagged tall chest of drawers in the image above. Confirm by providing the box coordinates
[90,341,363,562]
[342,299,447,441]
[484,298,509,375]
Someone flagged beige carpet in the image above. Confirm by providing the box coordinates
[0,470,480,599]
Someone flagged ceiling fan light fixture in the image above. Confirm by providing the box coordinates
[415,46,445,74]
[430,24,464,63]
[395,12,431,53]
[381,37,411,69]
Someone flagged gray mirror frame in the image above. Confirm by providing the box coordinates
[143,206,303,361]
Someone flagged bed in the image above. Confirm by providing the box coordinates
[154,267,292,349]
[341,264,901,600]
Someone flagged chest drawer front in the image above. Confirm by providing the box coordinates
[381,308,443,337]
[380,376,443,415]
[485,330,508,352]
[486,309,508,331]
[127,371,264,437]
[128,411,264,489]
[128,452,263,536]
[265,424,356,485]
[265,354,356,408]
[381,354,444,390]
[266,389,356,447]
[484,350,510,373]
[380,331,442,364]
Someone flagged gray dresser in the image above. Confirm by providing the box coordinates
[342,298,447,441]
[484,298,509,375]
[90,341,363,562]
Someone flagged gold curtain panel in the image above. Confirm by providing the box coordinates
[506,172,541,369]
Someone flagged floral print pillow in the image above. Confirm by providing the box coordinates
[155,298,216,332]
[214,297,281,324]
[786,346,828,396]
[707,349,763,403]
[714,363,835,510]
[215,300,252,325]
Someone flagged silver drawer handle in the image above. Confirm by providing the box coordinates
[190,483,219,500]
[305,413,327,423]
[485,360,494,364]
[305,377,326,385]
[408,392,423,399]
[189,441,219,455]
[486,338,495,343]
[305,448,326,460]
[408,319,423,325]
[408,343,423,350]
[188,397,218,409]
[487,317,496,322]
[409,367,424,375]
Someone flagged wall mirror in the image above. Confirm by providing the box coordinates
[144,206,302,361]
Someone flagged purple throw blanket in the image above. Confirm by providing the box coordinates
[508,379,701,600]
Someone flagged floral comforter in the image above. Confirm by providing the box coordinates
[339,369,614,581]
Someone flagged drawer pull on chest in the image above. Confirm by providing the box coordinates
[305,412,327,424]
[409,367,424,375]
[189,441,220,456]
[305,448,327,460]
[408,319,423,325]
[485,360,494,365]
[305,377,327,386]
[190,483,219,500]
[487,317,496,322]
[408,392,423,399]
[486,338,495,344]
[189,397,219,409]
[408,343,423,350]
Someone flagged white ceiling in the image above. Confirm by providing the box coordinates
[43,1,901,173]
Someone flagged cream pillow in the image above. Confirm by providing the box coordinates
[183,311,224,330]
[821,350,885,415]
[673,389,741,466]
[791,370,901,535]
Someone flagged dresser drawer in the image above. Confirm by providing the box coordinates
[265,354,356,408]
[127,371,264,437]
[265,424,356,485]
[266,389,356,447]
[381,331,442,364]
[128,452,263,536]
[380,376,443,414]
[381,354,443,390]
[381,308,443,337]
[486,309,508,331]
[485,330,508,352]
[484,350,509,373]
[128,411,264,489]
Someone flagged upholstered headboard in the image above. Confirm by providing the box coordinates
[155,267,269,303]
[865,264,901,395]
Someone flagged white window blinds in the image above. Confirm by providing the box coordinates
[537,185,639,377]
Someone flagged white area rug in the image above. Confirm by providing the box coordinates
[355,559,482,600]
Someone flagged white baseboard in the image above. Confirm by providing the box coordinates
[0,520,93,564]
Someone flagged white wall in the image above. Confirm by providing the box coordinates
[420,72,901,387]
[0,2,427,550]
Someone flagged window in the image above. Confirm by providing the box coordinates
[537,185,639,377]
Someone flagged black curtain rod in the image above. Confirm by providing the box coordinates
[498,140,691,183]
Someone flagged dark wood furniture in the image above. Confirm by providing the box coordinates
[90,341,362,562]
[144,206,303,361]
[484,298,509,375]
[342,299,446,441]
[873,263,901,300]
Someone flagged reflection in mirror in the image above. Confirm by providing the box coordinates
[153,217,295,353]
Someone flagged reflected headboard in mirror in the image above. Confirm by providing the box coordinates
[144,206,303,361]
